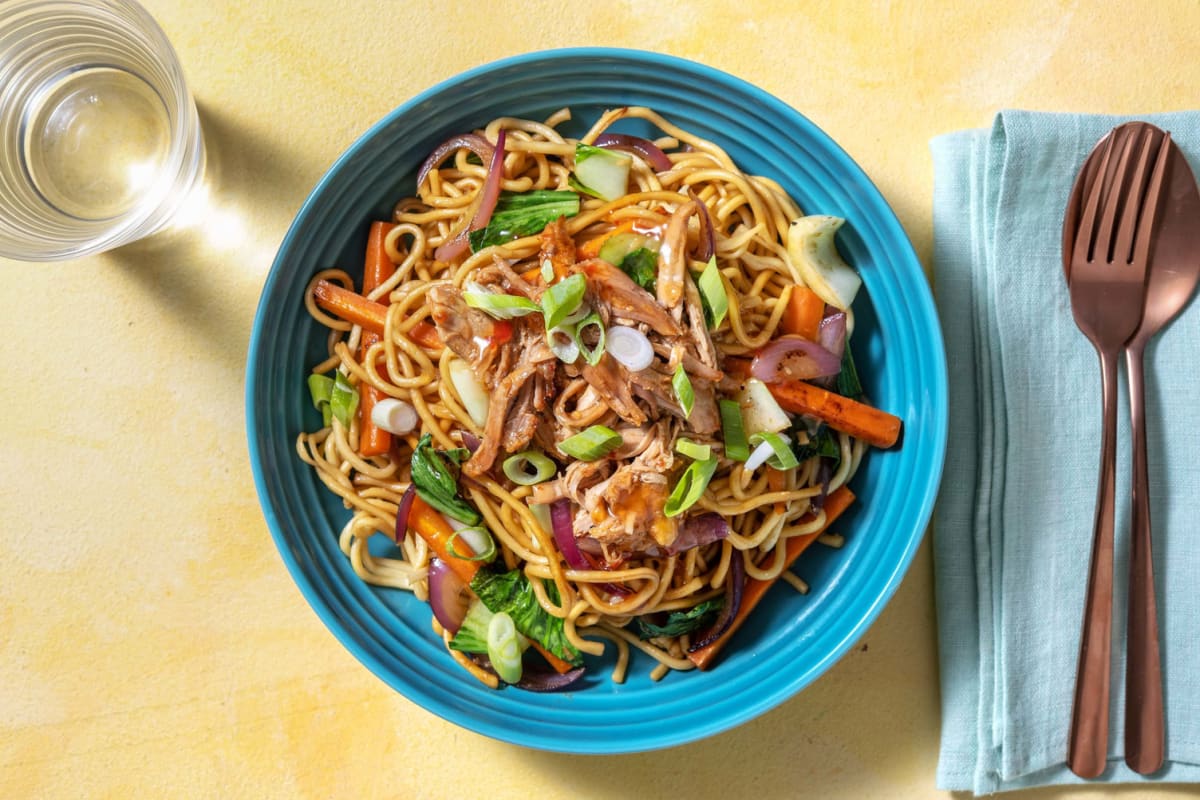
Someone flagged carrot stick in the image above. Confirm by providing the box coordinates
[530,641,576,675]
[687,485,856,670]
[781,285,825,341]
[724,357,901,449]
[764,380,901,449]
[406,496,480,585]
[359,222,398,457]
[313,279,387,334]
[577,219,637,259]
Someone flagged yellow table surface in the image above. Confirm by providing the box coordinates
[4,2,1200,798]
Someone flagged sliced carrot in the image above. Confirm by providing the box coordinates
[764,380,900,449]
[724,357,901,449]
[781,284,825,341]
[577,218,637,259]
[406,496,480,585]
[687,485,855,670]
[313,279,387,335]
[359,222,398,457]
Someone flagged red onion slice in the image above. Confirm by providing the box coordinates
[394,483,416,543]
[594,133,673,172]
[460,431,481,453]
[428,557,471,634]
[416,133,495,191]
[666,513,731,555]
[434,128,507,262]
[549,498,589,570]
[751,334,842,383]
[688,549,745,651]
[817,311,847,361]
[469,654,587,691]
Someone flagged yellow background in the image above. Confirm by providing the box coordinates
[3,1,1199,798]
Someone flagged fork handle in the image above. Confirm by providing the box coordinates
[1068,347,1120,779]
[1125,340,1165,774]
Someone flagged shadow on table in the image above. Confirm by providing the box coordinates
[104,99,311,371]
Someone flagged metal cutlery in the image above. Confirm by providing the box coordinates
[1061,121,1171,779]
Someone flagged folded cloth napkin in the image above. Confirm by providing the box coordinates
[932,110,1200,794]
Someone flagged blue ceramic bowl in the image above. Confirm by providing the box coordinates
[246,48,947,754]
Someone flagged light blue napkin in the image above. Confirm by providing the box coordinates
[932,110,1200,794]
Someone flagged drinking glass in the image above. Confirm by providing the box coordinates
[0,0,205,261]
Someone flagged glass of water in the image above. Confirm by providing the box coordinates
[0,0,205,261]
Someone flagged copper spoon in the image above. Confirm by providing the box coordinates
[1061,122,1171,779]
[1121,132,1200,775]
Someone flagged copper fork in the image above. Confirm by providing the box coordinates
[1063,122,1172,779]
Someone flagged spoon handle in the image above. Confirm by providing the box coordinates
[1068,347,1120,779]
[1125,341,1165,774]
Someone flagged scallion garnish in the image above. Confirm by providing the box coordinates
[558,425,622,461]
[447,525,498,562]
[675,438,712,462]
[330,372,359,429]
[672,363,695,419]
[462,284,541,319]
[664,456,719,517]
[696,256,729,329]
[719,399,749,461]
[307,373,334,426]
[502,451,558,486]
[486,610,524,684]
[574,311,606,366]
[540,257,555,283]
[747,432,800,471]
[541,272,587,330]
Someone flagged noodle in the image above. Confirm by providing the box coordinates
[297,107,868,687]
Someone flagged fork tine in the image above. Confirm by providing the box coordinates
[1113,127,1163,264]
[1092,124,1141,264]
[1073,130,1120,266]
[1130,131,1173,267]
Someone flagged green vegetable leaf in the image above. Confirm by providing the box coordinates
[410,433,482,525]
[636,597,725,639]
[470,568,583,666]
[468,190,581,252]
[558,425,622,461]
[618,247,658,293]
[835,344,863,399]
[448,598,494,654]
[792,423,842,470]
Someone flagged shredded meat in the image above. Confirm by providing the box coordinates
[539,217,576,280]
[627,367,721,435]
[575,258,681,336]
[580,355,646,425]
[464,363,537,477]
[427,283,499,370]
[656,200,697,312]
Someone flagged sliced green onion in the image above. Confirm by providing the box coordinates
[574,312,606,366]
[672,363,694,419]
[664,457,719,517]
[540,257,555,283]
[697,256,730,329]
[463,285,541,319]
[447,525,497,562]
[486,610,525,684]
[558,425,622,461]
[747,432,800,471]
[719,399,750,461]
[541,272,587,330]
[503,451,558,486]
[546,325,580,363]
[675,438,712,461]
[330,372,359,429]
[307,373,334,426]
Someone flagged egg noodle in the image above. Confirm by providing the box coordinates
[298,107,868,687]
